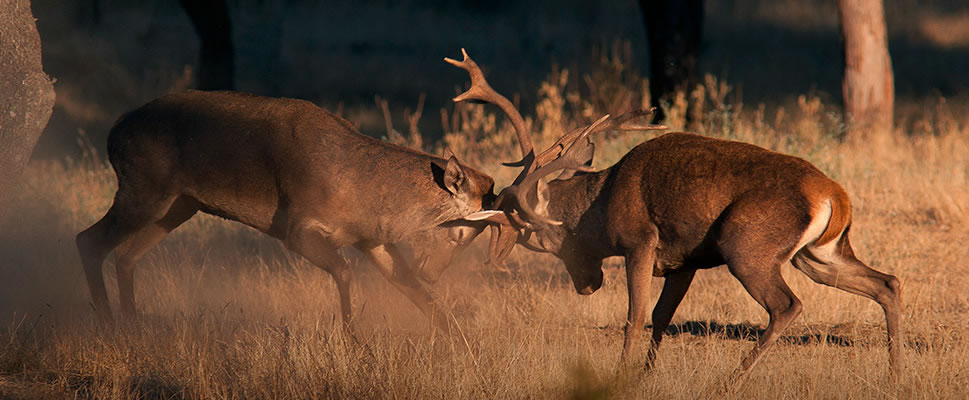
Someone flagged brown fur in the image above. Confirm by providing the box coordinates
[510,132,902,378]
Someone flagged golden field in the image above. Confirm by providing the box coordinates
[2,56,968,398]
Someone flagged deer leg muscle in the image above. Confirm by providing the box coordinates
[76,186,181,323]
[361,244,449,332]
[792,235,903,372]
[716,198,807,374]
[113,196,199,319]
[621,245,657,368]
[285,220,354,327]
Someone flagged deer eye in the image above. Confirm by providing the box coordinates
[449,227,465,243]
[450,226,477,245]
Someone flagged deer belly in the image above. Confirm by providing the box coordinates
[653,249,725,277]
[190,185,279,235]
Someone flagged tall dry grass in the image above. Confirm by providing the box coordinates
[2,53,969,398]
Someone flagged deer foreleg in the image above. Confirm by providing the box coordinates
[285,221,355,330]
[362,244,451,333]
[620,245,657,369]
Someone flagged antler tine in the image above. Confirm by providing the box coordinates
[533,109,667,168]
[501,115,611,226]
[485,224,520,267]
[445,49,535,167]
[526,114,610,184]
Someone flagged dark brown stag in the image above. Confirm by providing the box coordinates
[76,90,495,328]
[447,50,902,376]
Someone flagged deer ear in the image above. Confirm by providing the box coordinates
[533,178,551,217]
[556,139,595,180]
[443,156,469,195]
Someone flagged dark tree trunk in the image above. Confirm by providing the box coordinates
[179,0,235,91]
[0,0,56,208]
[839,0,894,137]
[639,0,703,123]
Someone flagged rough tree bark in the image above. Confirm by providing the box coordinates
[179,0,235,91]
[0,0,56,207]
[638,0,703,123]
[839,0,894,137]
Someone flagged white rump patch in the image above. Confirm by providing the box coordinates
[799,199,831,248]
[794,199,840,263]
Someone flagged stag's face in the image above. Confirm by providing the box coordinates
[406,221,487,283]
[567,263,604,295]
[408,156,495,284]
[558,238,604,295]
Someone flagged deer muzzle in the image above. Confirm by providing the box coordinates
[572,268,604,295]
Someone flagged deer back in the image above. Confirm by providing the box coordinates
[593,132,852,272]
[107,90,494,244]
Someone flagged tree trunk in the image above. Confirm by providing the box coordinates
[179,0,235,91]
[0,0,56,208]
[839,0,894,138]
[639,0,703,123]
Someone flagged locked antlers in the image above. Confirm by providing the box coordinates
[447,49,666,264]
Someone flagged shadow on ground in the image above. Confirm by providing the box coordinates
[657,320,855,347]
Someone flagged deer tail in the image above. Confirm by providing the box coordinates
[815,185,852,247]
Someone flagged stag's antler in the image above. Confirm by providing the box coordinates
[447,49,666,265]
[445,49,536,178]
[495,114,611,226]
[530,109,666,169]
[503,111,668,226]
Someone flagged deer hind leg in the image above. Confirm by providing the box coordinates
[360,243,449,333]
[717,197,807,375]
[792,233,903,373]
[284,220,354,328]
[76,187,181,323]
[646,268,696,370]
[113,196,199,320]
[726,258,803,374]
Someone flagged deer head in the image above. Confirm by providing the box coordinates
[410,153,495,283]
[431,154,497,219]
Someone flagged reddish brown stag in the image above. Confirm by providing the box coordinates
[447,49,902,376]
[76,90,495,329]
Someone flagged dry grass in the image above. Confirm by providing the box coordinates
[3,51,969,398]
